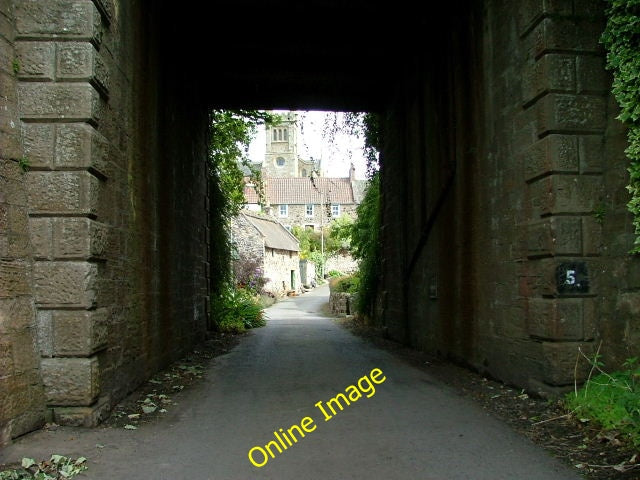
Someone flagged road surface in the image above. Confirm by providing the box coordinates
[0,284,582,479]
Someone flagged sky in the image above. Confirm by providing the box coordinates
[247,110,368,180]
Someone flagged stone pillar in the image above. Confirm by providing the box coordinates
[519,1,607,393]
[15,0,110,425]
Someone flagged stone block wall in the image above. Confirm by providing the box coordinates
[1,0,210,440]
[378,0,634,395]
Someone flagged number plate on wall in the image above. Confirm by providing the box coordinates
[556,262,589,294]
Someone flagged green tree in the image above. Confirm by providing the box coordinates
[329,214,354,252]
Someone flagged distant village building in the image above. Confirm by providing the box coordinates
[241,112,367,277]
[231,211,301,297]
[261,112,320,178]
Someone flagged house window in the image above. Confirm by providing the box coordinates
[276,157,285,167]
[306,204,314,217]
[302,168,307,177]
[272,129,278,141]
[331,204,340,217]
[283,128,288,141]
[279,204,288,217]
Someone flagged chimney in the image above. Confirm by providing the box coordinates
[349,162,356,180]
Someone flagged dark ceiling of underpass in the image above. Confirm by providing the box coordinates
[159,1,458,111]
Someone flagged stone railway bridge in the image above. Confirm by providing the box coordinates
[1,0,637,445]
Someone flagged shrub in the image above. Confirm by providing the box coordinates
[330,275,360,294]
[326,270,343,278]
[232,254,268,295]
[211,287,266,333]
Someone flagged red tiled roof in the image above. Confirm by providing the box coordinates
[264,177,355,205]
[244,184,260,204]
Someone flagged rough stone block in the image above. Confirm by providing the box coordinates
[529,175,603,217]
[517,0,573,36]
[56,42,94,79]
[527,216,582,257]
[18,83,101,124]
[36,309,53,357]
[0,36,11,76]
[536,94,607,135]
[528,298,587,340]
[523,135,578,182]
[541,341,593,385]
[56,42,108,95]
[0,297,34,334]
[41,356,99,406]
[26,171,100,215]
[52,218,107,259]
[522,54,575,106]
[578,135,604,173]
[529,18,604,60]
[8,386,45,440]
[0,341,13,377]
[52,394,110,426]
[34,261,97,308]
[0,260,31,298]
[15,0,102,45]
[552,216,582,255]
[8,330,39,375]
[15,41,55,80]
[29,217,53,259]
[576,55,609,94]
[52,308,107,356]
[0,88,23,161]
[55,124,109,177]
[582,216,603,256]
[22,123,55,168]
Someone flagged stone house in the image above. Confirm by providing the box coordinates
[231,211,301,297]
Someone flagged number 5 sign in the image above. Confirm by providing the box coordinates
[555,262,589,294]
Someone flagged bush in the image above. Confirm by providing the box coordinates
[330,275,360,294]
[232,254,268,295]
[326,270,343,278]
[565,356,640,447]
[211,287,266,333]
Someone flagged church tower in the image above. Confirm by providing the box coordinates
[263,112,298,177]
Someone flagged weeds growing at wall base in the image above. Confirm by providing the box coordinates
[566,351,640,448]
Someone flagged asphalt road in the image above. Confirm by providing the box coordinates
[1,284,583,479]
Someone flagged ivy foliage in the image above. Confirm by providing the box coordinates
[350,172,381,317]
[208,110,278,298]
[601,0,640,252]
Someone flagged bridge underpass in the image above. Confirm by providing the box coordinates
[1,0,638,454]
